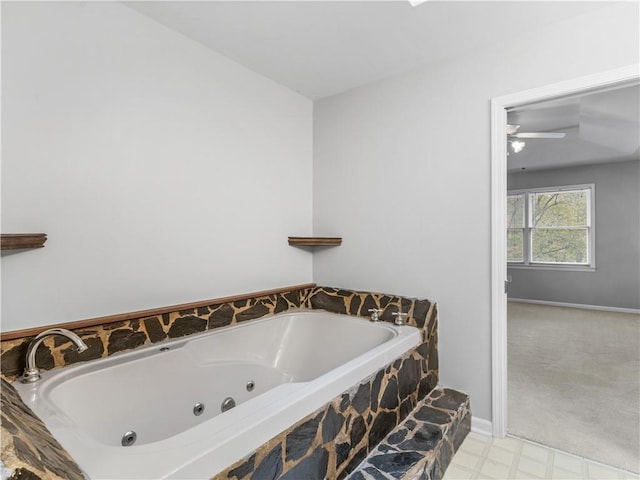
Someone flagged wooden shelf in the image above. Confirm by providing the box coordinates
[288,236,342,247]
[1,233,48,250]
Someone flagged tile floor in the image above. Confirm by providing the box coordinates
[443,432,640,480]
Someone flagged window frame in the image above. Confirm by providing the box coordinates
[507,183,596,271]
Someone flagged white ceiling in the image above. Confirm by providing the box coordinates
[507,84,640,172]
[125,1,612,100]
[124,1,638,171]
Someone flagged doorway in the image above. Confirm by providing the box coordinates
[504,84,639,472]
[489,65,639,461]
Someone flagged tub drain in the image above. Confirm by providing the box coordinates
[221,397,236,413]
[121,431,137,447]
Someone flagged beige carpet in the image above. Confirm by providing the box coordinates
[507,302,639,474]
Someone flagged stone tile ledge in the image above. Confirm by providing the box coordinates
[346,387,471,480]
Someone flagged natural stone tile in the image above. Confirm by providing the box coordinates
[432,390,468,411]
[322,405,345,444]
[166,316,207,339]
[1,379,85,480]
[347,471,367,480]
[1,343,30,377]
[350,416,367,448]
[388,428,409,445]
[280,447,329,480]
[226,453,255,479]
[399,397,417,421]
[142,316,167,343]
[380,377,399,409]
[369,451,426,477]
[352,382,371,415]
[208,304,234,329]
[62,337,103,364]
[285,412,323,462]
[340,393,351,412]
[345,447,369,477]
[371,370,384,412]
[274,295,289,314]
[413,406,452,425]
[397,423,443,452]
[309,290,348,313]
[347,388,470,480]
[368,411,398,449]
[236,302,270,323]
[364,465,393,480]
[252,443,283,480]
[337,442,352,469]
[7,468,43,480]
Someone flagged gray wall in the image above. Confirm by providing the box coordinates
[508,159,640,309]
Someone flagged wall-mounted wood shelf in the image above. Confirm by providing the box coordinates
[1,233,48,250]
[288,236,342,247]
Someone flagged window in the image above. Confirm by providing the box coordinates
[507,184,594,269]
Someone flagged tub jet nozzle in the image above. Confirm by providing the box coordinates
[121,431,137,447]
[221,397,236,412]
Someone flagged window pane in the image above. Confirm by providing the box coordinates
[531,189,589,227]
[507,194,524,228]
[531,228,588,264]
[507,229,524,262]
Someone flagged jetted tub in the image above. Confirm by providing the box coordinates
[14,310,420,479]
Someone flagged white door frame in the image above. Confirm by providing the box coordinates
[490,64,640,438]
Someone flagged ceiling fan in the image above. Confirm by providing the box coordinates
[506,124,566,153]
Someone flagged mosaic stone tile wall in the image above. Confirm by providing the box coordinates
[0,377,85,480]
[347,388,471,480]
[0,287,312,379]
[304,287,436,344]
[0,285,438,480]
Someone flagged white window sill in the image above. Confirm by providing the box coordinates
[507,264,596,272]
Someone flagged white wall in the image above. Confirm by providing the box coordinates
[1,2,313,331]
[313,2,639,422]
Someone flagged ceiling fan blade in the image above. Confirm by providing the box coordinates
[511,132,566,139]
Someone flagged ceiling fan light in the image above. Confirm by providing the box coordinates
[511,140,526,153]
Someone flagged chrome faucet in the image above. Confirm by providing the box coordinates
[368,308,382,322]
[392,311,408,326]
[21,328,88,383]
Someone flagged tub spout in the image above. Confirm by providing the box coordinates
[21,328,88,383]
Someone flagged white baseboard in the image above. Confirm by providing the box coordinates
[471,417,493,437]
[508,298,640,315]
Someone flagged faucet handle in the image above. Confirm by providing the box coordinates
[368,308,382,322]
[392,311,408,326]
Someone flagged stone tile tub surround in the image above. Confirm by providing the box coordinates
[217,325,438,480]
[1,377,85,480]
[1,285,435,379]
[347,388,471,480]
[0,285,438,480]
[0,285,314,379]
[215,289,438,480]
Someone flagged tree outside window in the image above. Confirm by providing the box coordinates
[507,185,593,267]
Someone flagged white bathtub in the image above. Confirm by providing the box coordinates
[14,310,420,479]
